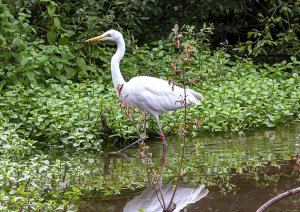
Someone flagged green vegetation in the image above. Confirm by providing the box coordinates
[1,124,299,210]
[1,45,299,146]
[1,0,300,211]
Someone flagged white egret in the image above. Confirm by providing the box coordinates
[85,29,204,149]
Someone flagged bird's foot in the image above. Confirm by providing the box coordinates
[117,137,143,153]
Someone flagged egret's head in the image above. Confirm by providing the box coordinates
[85,29,123,43]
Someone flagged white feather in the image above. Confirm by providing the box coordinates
[123,184,209,212]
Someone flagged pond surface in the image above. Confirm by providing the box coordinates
[79,123,300,212]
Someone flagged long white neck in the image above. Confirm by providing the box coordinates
[111,38,126,90]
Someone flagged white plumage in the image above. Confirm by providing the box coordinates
[123,184,208,212]
[85,29,204,138]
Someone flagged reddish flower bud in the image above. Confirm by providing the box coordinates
[186,45,192,59]
[161,156,167,165]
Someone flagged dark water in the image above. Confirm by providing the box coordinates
[79,123,300,212]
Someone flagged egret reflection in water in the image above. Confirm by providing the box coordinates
[123,184,208,212]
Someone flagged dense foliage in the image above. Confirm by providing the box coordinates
[1,44,299,149]
[1,0,300,88]
[1,24,300,141]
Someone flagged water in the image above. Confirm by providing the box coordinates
[79,123,300,211]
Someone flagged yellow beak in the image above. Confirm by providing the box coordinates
[85,35,105,42]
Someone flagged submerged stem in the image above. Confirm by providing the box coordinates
[168,76,188,209]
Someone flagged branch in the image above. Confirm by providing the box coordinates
[256,187,300,212]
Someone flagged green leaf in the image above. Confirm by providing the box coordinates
[247,45,252,55]
[45,67,51,75]
[264,119,275,128]
[26,71,35,81]
[76,57,86,69]
[11,114,18,118]
[53,17,61,29]
[57,75,67,82]
[56,63,63,70]
[0,135,7,141]
[58,37,68,45]
[47,4,56,17]
[66,67,77,79]
[86,65,97,73]
[47,30,57,44]
[21,57,29,66]
[72,186,79,193]
[2,144,12,150]
[73,196,80,201]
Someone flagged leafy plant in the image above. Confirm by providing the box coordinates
[1,42,299,150]
[235,0,300,57]
[1,123,299,210]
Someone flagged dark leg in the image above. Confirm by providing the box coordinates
[117,112,146,153]
[117,137,143,153]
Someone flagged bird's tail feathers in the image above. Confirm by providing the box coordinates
[186,89,204,103]
[193,185,209,202]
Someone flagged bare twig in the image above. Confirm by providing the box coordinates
[256,187,300,212]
